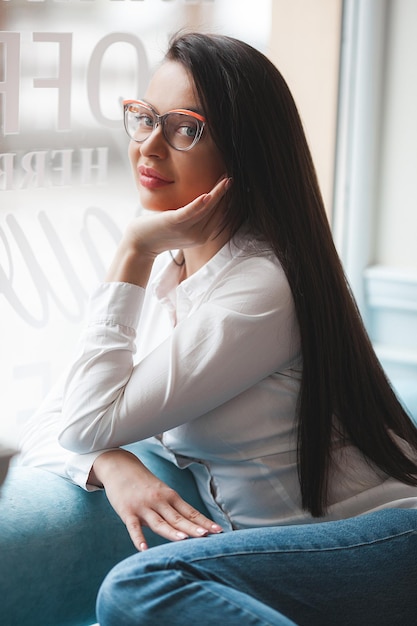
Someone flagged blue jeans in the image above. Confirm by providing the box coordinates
[96,509,417,626]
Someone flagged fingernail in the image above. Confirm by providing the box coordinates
[139,542,148,551]
[225,177,233,190]
[211,524,223,533]
[176,531,188,540]
[197,527,209,536]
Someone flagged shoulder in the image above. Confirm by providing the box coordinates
[209,233,293,314]
[229,231,290,289]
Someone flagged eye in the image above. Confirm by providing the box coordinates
[136,113,154,129]
[129,105,154,129]
[176,122,198,138]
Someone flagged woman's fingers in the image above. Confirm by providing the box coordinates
[162,497,223,537]
[124,494,223,551]
[165,176,231,247]
[138,503,222,545]
[176,176,232,223]
[124,509,210,552]
[139,486,223,537]
[125,514,149,552]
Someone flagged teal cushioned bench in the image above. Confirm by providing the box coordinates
[0,441,210,626]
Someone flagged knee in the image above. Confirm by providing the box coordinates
[96,557,146,626]
[96,563,129,626]
[96,552,175,626]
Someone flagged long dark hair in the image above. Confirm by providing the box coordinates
[166,32,417,516]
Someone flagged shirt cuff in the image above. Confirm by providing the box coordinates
[66,450,113,491]
[87,282,146,330]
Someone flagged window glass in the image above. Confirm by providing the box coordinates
[331,0,417,414]
[0,0,271,445]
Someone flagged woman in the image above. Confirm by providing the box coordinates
[20,31,417,622]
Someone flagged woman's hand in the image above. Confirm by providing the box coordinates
[90,449,223,551]
[106,176,231,286]
[128,175,231,255]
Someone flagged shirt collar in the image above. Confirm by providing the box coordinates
[151,231,251,306]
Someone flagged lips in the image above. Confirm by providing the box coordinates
[138,165,174,189]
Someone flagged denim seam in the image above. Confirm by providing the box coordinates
[187,528,417,564]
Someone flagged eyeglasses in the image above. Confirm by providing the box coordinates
[123,99,206,151]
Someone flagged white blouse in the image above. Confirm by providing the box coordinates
[19,231,417,530]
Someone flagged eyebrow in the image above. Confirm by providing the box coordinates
[142,99,204,116]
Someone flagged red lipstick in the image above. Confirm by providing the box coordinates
[138,166,174,189]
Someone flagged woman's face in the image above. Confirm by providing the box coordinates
[128,61,227,212]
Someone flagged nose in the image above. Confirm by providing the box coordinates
[139,122,168,157]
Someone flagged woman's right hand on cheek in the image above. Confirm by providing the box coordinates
[128,175,232,256]
[90,449,223,552]
[106,176,232,286]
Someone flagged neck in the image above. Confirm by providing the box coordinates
[183,229,231,278]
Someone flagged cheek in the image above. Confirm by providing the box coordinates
[184,149,227,194]
[175,168,218,205]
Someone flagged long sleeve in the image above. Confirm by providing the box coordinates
[58,250,300,455]
[18,374,105,490]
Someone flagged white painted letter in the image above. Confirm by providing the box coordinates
[32,33,72,131]
[87,33,148,127]
[0,32,20,134]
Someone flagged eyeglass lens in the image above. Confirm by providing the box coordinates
[124,103,202,151]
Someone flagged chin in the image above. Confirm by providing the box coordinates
[139,190,194,213]
[139,199,177,213]
[138,190,168,212]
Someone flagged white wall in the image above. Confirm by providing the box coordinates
[342,0,417,409]
[376,0,417,270]
[269,0,343,214]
